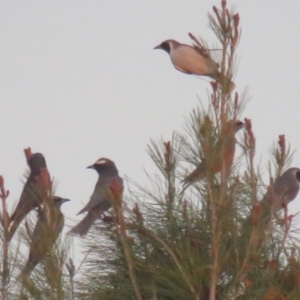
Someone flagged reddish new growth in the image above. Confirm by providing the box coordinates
[232,13,240,44]
[213,1,231,35]
[244,118,255,159]
[275,135,286,171]
[213,5,222,26]
[36,169,52,224]
[36,168,52,192]
[24,147,32,160]
[210,81,218,92]
[250,204,261,226]
[188,32,210,58]
[278,135,286,158]
[163,141,171,156]
[233,93,239,115]
[200,115,213,138]
[221,0,226,9]
[244,119,254,145]
[110,177,123,205]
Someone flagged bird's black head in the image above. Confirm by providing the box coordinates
[52,196,70,207]
[296,170,300,182]
[87,157,119,176]
[27,153,47,174]
[154,41,171,53]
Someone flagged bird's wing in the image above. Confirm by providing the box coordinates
[27,217,48,261]
[174,65,193,74]
[77,177,121,215]
[263,175,294,211]
[76,188,109,215]
[171,45,219,77]
[184,162,207,184]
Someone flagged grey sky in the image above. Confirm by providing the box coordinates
[1,0,300,245]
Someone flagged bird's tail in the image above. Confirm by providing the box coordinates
[9,202,37,241]
[68,212,97,237]
[8,216,24,242]
[183,163,206,185]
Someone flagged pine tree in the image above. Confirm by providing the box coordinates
[76,1,300,299]
[1,1,300,299]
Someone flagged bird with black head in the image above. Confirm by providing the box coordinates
[69,158,123,236]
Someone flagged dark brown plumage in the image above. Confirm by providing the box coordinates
[9,153,51,241]
[69,158,123,236]
[22,196,69,276]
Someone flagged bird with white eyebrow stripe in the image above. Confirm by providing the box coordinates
[69,158,123,236]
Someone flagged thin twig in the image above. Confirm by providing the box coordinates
[276,206,292,261]
[0,176,10,300]
[66,258,75,300]
[207,183,218,300]
[110,178,142,300]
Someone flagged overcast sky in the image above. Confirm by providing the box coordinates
[1,0,300,263]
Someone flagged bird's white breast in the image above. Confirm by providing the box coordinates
[170,45,218,76]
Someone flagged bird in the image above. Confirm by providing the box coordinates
[22,196,70,276]
[9,152,51,241]
[68,158,123,237]
[261,167,300,214]
[184,120,245,184]
[154,39,235,91]
[242,168,300,251]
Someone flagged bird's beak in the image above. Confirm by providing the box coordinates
[87,165,95,169]
[61,198,71,204]
[154,44,161,50]
[236,121,245,129]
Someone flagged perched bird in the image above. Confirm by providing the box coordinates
[69,158,123,237]
[9,153,51,241]
[154,39,235,91]
[184,120,245,184]
[262,167,300,213]
[242,168,300,251]
[22,196,70,276]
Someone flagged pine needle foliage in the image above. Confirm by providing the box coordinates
[0,1,300,300]
[77,1,300,300]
